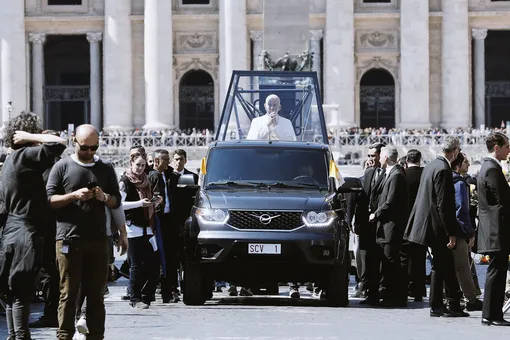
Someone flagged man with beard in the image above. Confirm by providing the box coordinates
[46,124,125,340]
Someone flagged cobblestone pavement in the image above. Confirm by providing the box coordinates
[0,256,505,340]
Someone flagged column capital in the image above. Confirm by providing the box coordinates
[28,33,46,44]
[249,30,263,42]
[472,28,488,40]
[310,29,324,41]
[86,32,103,43]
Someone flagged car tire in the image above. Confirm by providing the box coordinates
[182,261,206,306]
[326,264,349,307]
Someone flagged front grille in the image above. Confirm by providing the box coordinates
[227,210,303,230]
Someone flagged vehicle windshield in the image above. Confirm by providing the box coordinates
[216,71,327,144]
[204,147,328,189]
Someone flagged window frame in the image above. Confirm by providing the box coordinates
[43,0,88,13]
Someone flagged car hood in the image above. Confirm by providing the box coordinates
[202,189,331,211]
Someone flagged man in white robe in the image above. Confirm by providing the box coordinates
[246,94,297,141]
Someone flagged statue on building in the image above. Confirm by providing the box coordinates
[261,50,313,71]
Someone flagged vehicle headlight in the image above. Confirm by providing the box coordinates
[302,210,336,227]
[195,208,229,225]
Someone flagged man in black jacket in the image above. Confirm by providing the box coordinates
[403,149,426,301]
[354,143,385,304]
[369,147,408,306]
[149,149,181,303]
[404,135,468,317]
[477,132,510,326]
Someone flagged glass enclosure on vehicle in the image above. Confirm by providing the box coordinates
[203,146,329,190]
[216,71,328,144]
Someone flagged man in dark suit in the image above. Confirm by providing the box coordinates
[354,142,385,304]
[404,135,468,317]
[148,149,181,303]
[477,132,510,326]
[369,147,408,306]
[402,149,426,301]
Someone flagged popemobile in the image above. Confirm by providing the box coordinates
[177,70,359,307]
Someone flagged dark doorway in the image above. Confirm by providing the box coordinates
[359,68,395,129]
[44,35,91,131]
[485,30,510,128]
[179,70,214,131]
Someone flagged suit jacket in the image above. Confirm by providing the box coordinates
[373,165,408,244]
[404,157,457,246]
[354,167,385,247]
[341,177,365,231]
[148,168,179,218]
[405,166,423,215]
[246,114,296,141]
[477,157,510,253]
[172,168,199,227]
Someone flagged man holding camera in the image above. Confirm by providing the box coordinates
[46,124,125,340]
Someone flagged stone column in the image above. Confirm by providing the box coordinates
[249,30,263,70]
[144,0,173,129]
[472,28,488,129]
[86,32,103,130]
[29,33,46,124]
[441,0,470,128]
[0,1,27,123]
[310,30,323,89]
[103,0,133,131]
[219,0,248,110]
[324,0,354,128]
[400,0,430,128]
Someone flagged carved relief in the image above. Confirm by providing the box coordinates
[175,32,217,54]
[174,56,219,81]
[356,31,398,52]
[356,56,400,82]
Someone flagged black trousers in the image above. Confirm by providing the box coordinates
[429,245,462,309]
[358,224,380,298]
[482,251,509,321]
[378,242,402,301]
[401,242,427,298]
[159,213,182,299]
[127,236,159,304]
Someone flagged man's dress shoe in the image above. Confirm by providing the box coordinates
[481,318,510,326]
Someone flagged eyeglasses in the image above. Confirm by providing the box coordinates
[76,142,99,152]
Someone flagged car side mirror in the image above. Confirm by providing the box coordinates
[336,176,363,194]
[177,174,198,187]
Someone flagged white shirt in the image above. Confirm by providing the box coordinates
[246,114,297,141]
[162,171,171,214]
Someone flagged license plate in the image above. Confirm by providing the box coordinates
[248,243,281,254]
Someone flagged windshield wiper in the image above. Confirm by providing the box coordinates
[206,181,259,188]
[295,182,324,190]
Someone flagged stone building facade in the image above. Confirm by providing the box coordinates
[1,0,510,131]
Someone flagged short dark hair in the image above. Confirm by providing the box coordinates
[451,152,465,170]
[486,132,508,153]
[153,149,169,159]
[5,111,42,150]
[398,156,407,167]
[173,149,187,159]
[406,149,422,164]
[130,152,146,164]
[368,142,386,154]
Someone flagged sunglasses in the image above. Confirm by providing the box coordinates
[76,142,99,152]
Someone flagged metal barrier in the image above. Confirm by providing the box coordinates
[0,133,497,168]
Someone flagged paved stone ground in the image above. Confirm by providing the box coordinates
[1,253,505,340]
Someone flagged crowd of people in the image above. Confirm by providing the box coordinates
[0,111,199,339]
[0,108,509,340]
[346,133,510,325]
